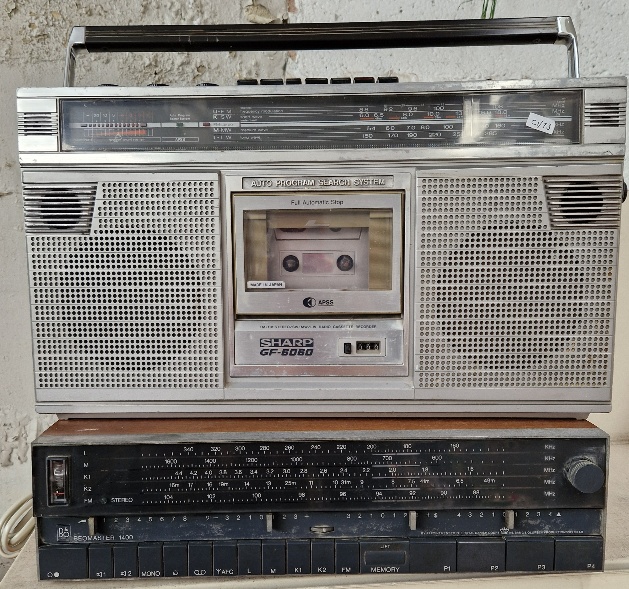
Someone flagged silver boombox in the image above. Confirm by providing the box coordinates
[17,18,626,417]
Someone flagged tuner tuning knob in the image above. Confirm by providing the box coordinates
[564,458,605,494]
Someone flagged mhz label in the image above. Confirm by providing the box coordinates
[248,281,285,289]
[526,113,556,135]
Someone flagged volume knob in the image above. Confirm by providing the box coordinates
[564,458,604,493]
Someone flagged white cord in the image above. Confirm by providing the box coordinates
[0,495,35,559]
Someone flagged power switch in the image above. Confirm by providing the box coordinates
[343,342,352,355]
[47,457,69,505]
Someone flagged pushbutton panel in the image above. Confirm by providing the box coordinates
[37,536,605,579]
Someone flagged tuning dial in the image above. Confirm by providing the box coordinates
[564,458,604,493]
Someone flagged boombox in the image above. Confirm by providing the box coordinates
[17,18,626,417]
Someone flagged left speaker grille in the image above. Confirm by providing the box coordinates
[23,184,97,234]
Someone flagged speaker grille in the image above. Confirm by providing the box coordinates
[545,176,623,228]
[584,102,626,127]
[416,175,618,390]
[27,178,223,390]
[17,112,59,136]
[23,184,97,234]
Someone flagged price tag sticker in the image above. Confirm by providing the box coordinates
[526,112,556,135]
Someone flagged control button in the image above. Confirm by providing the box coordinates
[564,458,605,493]
[286,78,302,85]
[237,79,258,85]
[457,538,505,573]
[287,540,311,574]
[343,342,352,355]
[188,541,212,576]
[336,541,359,574]
[305,78,328,84]
[311,540,335,574]
[354,77,375,83]
[214,541,238,576]
[555,536,604,571]
[409,539,456,573]
[89,545,113,579]
[238,540,261,575]
[378,76,399,83]
[262,541,286,575]
[147,83,169,86]
[138,543,162,578]
[506,538,554,572]
[360,541,409,574]
[163,543,187,577]
[260,79,284,85]
[196,82,218,86]
[331,77,352,84]
[113,543,138,578]
[39,545,88,580]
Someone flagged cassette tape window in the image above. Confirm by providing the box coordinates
[243,208,393,292]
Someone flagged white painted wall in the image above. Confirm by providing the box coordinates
[1,0,628,526]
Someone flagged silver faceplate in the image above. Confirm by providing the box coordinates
[18,78,626,416]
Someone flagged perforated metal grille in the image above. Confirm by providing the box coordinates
[27,178,223,389]
[415,175,618,390]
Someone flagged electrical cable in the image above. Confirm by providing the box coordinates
[0,494,35,559]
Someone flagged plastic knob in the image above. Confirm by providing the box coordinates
[564,458,604,493]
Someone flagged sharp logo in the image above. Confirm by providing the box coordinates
[259,338,315,356]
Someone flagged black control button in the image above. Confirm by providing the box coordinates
[564,459,605,494]
[409,539,456,573]
[138,543,162,578]
[89,545,113,579]
[360,541,409,573]
[457,538,505,573]
[343,342,352,355]
[555,536,604,571]
[305,78,328,84]
[506,538,554,572]
[354,77,375,83]
[311,540,335,574]
[214,541,238,576]
[188,541,212,577]
[378,76,399,83]
[260,79,284,85]
[113,543,138,578]
[262,540,286,575]
[237,79,258,85]
[287,540,311,574]
[39,545,88,580]
[238,540,261,575]
[335,541,359,574]
[286,78,302,85]
[163,543,187,577]
[196,82,218,87]
[331,77,352,84]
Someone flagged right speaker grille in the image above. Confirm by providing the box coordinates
[415,174,621,390]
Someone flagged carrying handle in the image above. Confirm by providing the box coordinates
[64,16,579,87]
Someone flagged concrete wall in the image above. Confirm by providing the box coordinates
[1,0,628,531]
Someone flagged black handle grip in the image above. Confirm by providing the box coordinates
[64,17,579,86]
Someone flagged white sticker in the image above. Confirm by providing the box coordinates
[526,112,556,135]
[247,281,285,289]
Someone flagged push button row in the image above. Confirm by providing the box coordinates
[38,536,604,580]
[237,76,399,85]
